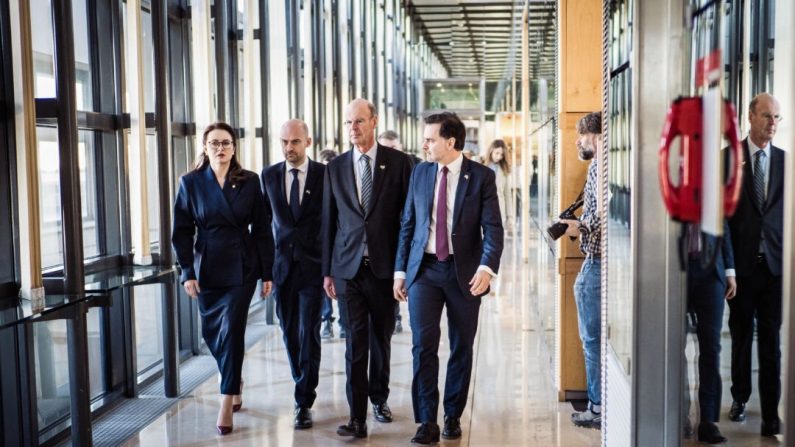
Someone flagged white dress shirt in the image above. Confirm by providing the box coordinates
[285,157,309,205]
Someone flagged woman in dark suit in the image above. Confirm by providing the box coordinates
[172,122,273,435]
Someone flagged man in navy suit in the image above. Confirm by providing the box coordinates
[322,99,413,438]
[393,112,503,444]
[262,119,325,430]
[726,93,785,437]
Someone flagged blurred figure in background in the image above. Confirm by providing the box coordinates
[318,148,344,339]
[483,139,515,234]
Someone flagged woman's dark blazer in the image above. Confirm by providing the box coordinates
[172,165,274,288]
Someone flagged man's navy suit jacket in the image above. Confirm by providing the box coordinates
[261,159,325,286]
[394,156,504,299]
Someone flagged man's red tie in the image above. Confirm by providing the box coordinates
[436,166,449,261]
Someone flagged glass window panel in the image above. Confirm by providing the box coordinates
[79,130,100,258]
[38,127,63,269]
[87,307,103,399]
[268,0,290,161]
[73,0,93,110]
[31,0,55,98]
[34,319,70,431]
[146,134,160,249]
[38,128,101,269]
[134,284,164,376]
[142,11,156,113]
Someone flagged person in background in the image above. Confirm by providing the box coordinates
[172,122,273,435]
[261,120,325,429]
[462,149,474,160]
[559,112,603,430]
[483,139,515,234]
[377,129,416,335]
[317,148,344,339]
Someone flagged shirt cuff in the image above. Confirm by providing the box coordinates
[394,271,406,280]
[725,269,736,277]
[477,265,497,278]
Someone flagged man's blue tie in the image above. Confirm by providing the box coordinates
[290,168,301,220]
[753,150,766,210]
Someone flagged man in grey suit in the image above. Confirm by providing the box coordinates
[322,98,413,438]
[726,93,785,437]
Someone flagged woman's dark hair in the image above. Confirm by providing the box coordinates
[423,112,466,150]
[194,122,246,184]
[484,139,511,175]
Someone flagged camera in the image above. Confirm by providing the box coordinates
[546,196,584,241]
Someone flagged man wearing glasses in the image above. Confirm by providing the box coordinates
[726,92,785,438]
[322,98,413,438]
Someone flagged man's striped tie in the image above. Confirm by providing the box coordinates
[359,154,372,212]
[753,150,766,210]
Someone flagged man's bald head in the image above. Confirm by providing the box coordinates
[280,119,312,167]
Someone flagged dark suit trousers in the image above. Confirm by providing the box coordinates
[408,256,481,424]
[337,259,397,419]
[197,281,256,395]
[687,260,725,422]
[728,257,782,422]
[274,261,323,408]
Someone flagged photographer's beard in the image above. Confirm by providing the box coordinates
[577,143,595,161]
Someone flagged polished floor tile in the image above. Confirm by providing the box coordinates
[121,242,600,446]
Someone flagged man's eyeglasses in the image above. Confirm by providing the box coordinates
[759,112,783,123]
[343,118,371,127]
[207,139,234,150]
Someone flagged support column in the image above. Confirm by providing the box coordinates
[556,0,602,401]
[773,0,795,443]
[9,0,44,303]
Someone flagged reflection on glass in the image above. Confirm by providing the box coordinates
[72,0,93,110]
[34,319,70,431]
[37,129,101,269]
[30,0,55,98]
[87,307,103,399]
[134,284,164,377]
[146,134,160,249]
[424,83,481,111]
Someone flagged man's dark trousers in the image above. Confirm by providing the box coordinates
[409,255,481,424]
[274,260,323,408]
[727,256,782,422]
[336,258,397,420]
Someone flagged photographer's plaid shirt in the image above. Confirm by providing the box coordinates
[578,160,601,257]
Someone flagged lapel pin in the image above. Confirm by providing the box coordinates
[380,165,386,170]
[232,184,236,188]
[306,190,311,195]
[464,174,470,180]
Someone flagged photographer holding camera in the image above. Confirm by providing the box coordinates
[559,112,603,429]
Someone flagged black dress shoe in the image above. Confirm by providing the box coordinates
[442,415,462,440]
[373,402,393,423]
[761,417,781,437]
[337,418,367,438]
[728,401,746,422]
[294,407,313,429]
[411,422,440,445]
[697,422,727,444]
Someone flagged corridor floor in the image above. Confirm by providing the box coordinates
[121,240,601,446]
